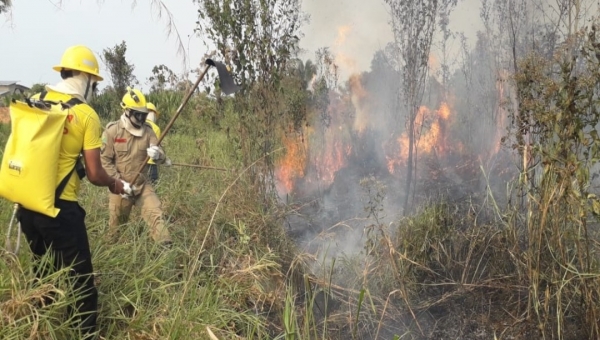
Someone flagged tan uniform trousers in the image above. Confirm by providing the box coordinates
[108,184,171,244]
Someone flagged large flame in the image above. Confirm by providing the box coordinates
[275,132,308,195]
[275,90,355,195]
[274,47,509,198]
[315,139,352,185]
[312,92,354,186]
[386,102,452,174]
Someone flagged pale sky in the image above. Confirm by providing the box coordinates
[0,0,482,91]
[0,1,203,90]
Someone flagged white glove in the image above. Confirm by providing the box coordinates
[120,180,133,199]
[165,158,172,167]
[147,145,161,160]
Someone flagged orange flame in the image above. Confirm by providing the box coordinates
[334,25,359,78]
[275,89,355,194]
[315,139,351,185]
[275,133,307,194]
[386,102,453,174]
[311,91,355,187]
[429,54,440,77]
[335,25,352,46]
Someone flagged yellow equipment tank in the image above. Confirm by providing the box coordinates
[0,100,69,217]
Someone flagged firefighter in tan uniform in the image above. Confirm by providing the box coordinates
[101,87,172,246]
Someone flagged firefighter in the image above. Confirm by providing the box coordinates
[18,45,131,340]
[100,87,172,246]
[145,102,171,183]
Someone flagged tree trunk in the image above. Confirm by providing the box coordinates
[403,112,415,214]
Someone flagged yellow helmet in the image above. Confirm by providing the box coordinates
[53,45,103,81]
[146,102,159,117]
[120,87,148,112]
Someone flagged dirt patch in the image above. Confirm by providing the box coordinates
[0,107,9,124]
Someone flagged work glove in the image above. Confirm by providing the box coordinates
[120,180,134,199]
[165,158,172,167]
[146,145,161,161]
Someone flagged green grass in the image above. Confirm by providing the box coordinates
[0,99,397,339]
[0,110,298,339]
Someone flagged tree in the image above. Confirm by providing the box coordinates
[508,25,600,339]
[148,64,180,92]
[385,0,458,214]
[290,58,317,90]
[479,0,599,203]
[195,0,305,87]
[29,83,47,95]
[102,41,137,97]
[194,0,307,196]
[364,49,401,133]
[0,0,11,14]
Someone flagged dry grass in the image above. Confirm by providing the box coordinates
[0,107,9,124]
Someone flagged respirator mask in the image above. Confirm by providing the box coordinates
[126,108,148,129]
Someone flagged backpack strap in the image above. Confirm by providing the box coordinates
[33,91,82,109]
[54,165,76,203]
[75,154,86,180]
[62,96,85,181]
[24,90,48,108]
[54,96,86,202]
[63,97,83,108]
[54,154,85,203]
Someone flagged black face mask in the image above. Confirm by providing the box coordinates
[83,75,91,101]
[127,109,148,128]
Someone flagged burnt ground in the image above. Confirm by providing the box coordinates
[281,174,584,339]
[276,135,578,339]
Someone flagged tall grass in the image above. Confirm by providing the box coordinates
[0,94,298,339]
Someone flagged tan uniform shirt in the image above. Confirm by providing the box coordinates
[101,120,165,193]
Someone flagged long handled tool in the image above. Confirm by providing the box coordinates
[4,203,21,255]
[170,162,229,171]
[130,59,241,185]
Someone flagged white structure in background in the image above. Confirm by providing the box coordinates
[0,81,30,98]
